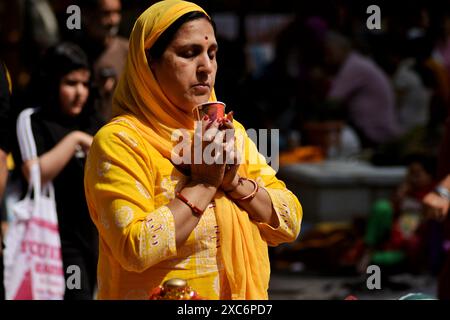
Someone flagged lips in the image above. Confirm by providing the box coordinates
[193,83,210,89]
[192,83,210,94]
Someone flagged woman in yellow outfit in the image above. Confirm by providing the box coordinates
[84,0,302,300]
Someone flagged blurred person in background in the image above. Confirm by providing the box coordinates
[423,16,450,293]
[0,0,60,100]
[323,31,401,149]
[13,43,104,299]
[69,0,128,122]
[423,74,450,299]
[373,34,430,136]
[434,11,450,81]
[411,34,450,134]
[0,62,13,300]
[244,16,330,150]
[423,158,450,299]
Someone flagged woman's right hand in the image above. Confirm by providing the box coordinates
[23,130,94,185]
[72,131,94,154]
[189,117,226,188]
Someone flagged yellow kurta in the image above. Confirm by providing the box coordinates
[84,117,302,299]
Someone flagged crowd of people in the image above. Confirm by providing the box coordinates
[0,0,450,300]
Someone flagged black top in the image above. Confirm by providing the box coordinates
[14,108,104,253]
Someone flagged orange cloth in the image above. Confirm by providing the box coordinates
[279,146,324,166]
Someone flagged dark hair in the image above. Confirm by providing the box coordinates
[79,0,101,10]
[41,42,90,81]
[147,11,215,60]
[31,42,92,114]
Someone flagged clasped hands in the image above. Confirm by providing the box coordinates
[188,111,240,192]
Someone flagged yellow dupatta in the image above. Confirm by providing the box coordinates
[112,0,270,299]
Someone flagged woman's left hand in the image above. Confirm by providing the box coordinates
[220,112,240,192]
[423,191,450,221]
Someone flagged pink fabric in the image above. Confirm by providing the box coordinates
[14,271,32,300]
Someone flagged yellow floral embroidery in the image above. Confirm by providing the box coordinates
[266,188,298,233]
[139,206,175,262]
[117,131,138,148]
[159,173,187,201]
[193,209,219,275]
[97,158,111,177]
[135,180,150,199]
[160,177,177,200]
[114,206,134,228]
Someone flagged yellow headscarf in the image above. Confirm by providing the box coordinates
[112,0,216,159]
[112,0,269,299]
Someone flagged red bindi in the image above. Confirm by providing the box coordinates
[205,36,208,40]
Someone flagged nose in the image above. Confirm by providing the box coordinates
[110,12,121,25]
[105,11,121,26]
[197,52,213,77]
[75,83,88,98]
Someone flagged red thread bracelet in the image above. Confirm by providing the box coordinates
[175,192,204,216]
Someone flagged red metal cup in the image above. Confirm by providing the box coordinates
[192,101,226,121]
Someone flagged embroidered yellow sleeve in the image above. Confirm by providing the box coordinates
[234,121,302,246]
[258,187,302,246]
[84,123,177,272]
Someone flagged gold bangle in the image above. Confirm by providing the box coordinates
[223,176,242,193]
[226,177,259,201]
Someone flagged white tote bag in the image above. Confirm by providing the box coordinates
[3,108,65,300]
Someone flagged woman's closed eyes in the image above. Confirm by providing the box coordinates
[177,44,218,60]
